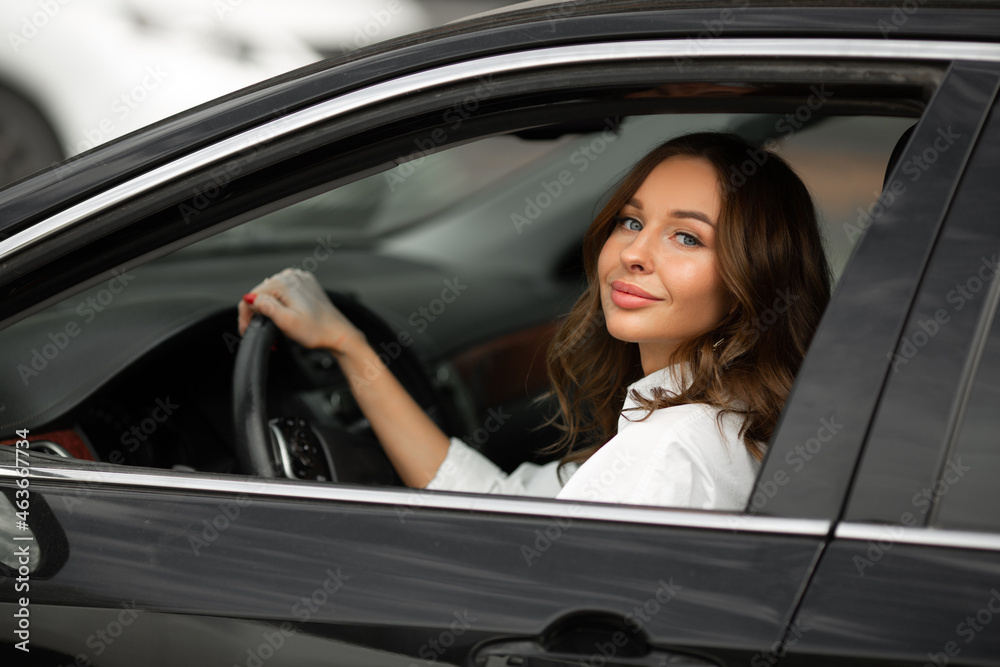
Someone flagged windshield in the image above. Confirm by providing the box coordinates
[183,133,577,252]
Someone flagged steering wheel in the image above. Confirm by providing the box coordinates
[232,292,454,482]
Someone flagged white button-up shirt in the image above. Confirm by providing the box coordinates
[426,365,761,511]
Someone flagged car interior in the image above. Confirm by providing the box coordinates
[0,60,936,507]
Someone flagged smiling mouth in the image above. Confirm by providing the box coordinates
[609,281,661,308]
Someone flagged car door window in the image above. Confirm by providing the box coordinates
[140,109,911,498]
[1,61,932,519]
[754,61,997,522]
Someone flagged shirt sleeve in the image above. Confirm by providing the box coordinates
[425,437,572,498]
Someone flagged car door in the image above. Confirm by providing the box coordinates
[0,32,988,667]
[778,67,1000,664]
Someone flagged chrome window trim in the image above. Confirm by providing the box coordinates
[1,37,998,261]
[0,463,830,536]
[836,522,1000,552]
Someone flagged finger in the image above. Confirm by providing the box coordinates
[238,269,296,334]
[237,298,251,334]
[273,270,309,296]
[237,294,262,334]
[255,294,309,342]
[247,272,279,295]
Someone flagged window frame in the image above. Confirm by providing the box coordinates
[842,75,1000,535]
[1,39,993,531]
[753,59,1000,522]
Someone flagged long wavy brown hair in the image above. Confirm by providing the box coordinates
[545,132,831,466]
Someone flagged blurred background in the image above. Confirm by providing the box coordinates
[0,0,520,187]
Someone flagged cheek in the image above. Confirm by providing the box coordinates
[596,237,617,280]
[663,256,708,291]
[702,270,730,318]
[668,258,726,310]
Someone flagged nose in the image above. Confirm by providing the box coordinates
[619,228,653,273]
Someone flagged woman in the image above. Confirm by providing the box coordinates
[237,132,830,511]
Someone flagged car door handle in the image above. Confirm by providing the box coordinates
[473,638,720,667]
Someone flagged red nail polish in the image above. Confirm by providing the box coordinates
[243,293,257,305]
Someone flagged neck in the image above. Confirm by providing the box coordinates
[638,342,678,376]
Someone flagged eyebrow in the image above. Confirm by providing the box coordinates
[625,198,716,228]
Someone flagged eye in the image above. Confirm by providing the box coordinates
[676,232,702,247]
[616,215,643,232]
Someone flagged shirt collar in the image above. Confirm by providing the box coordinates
[619,363,690,431]
[627,363,689,398]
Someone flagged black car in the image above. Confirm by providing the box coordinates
[3,1,1000,665]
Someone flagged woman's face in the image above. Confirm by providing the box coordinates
[597,156,730,374]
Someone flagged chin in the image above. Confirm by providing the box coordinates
[604,324,652,346]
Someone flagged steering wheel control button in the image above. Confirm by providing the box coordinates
[268,417,334,482]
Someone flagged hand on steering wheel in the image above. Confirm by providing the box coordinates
[238,267,364,354]
[232,268,453,483]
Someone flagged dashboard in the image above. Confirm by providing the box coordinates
[0,248,575,480]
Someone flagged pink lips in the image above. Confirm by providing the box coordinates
[609,280,661,308]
